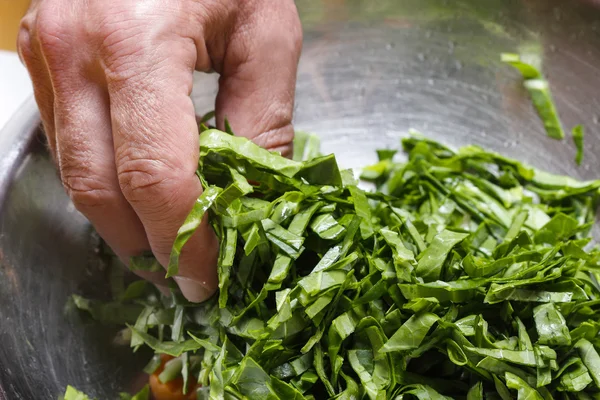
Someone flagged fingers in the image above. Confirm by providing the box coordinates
[53,84,152,257]
[23,2,168,288]
[105,35,219,303]
[214,0,302,156]
[30,1,152,265]
[53,83,171,290]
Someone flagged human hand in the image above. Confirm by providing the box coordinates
[18,0,302,302]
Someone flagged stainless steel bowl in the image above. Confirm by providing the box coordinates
[2,0,600,398]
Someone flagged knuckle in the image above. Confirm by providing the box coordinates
[17,17,35,60]
[62,173,116,210]
[100,21,144,56]
[96,11,153,81]
[58,142,117,210]
[102,32,148,83]
[249,102,294,153]
[263,101,293,131]
[35,7,72,55]
[254,122,294,153]
[116,152,181,211]
[96,6,196,84]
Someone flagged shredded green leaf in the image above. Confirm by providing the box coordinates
[68,128,600,399]
[572,124,585,165]
[502,52,568,140]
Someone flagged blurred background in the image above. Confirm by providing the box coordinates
[0,0,27,51]
[0,0,33,132]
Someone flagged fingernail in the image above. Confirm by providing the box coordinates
[173,277,214,303]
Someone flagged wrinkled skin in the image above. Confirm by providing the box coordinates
[18,0,302,302]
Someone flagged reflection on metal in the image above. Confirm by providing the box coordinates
[2,0,600,397]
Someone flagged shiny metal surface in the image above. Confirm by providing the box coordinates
[0,99,151,399]
[2,0,600,398]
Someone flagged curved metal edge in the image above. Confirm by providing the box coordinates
[0,96,41,210]
[0,96,39,399]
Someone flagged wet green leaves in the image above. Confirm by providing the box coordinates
[72,130,600,399]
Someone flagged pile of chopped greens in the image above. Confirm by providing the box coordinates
[66,128,600,400]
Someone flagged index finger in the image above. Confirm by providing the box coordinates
[105,34,218,303]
